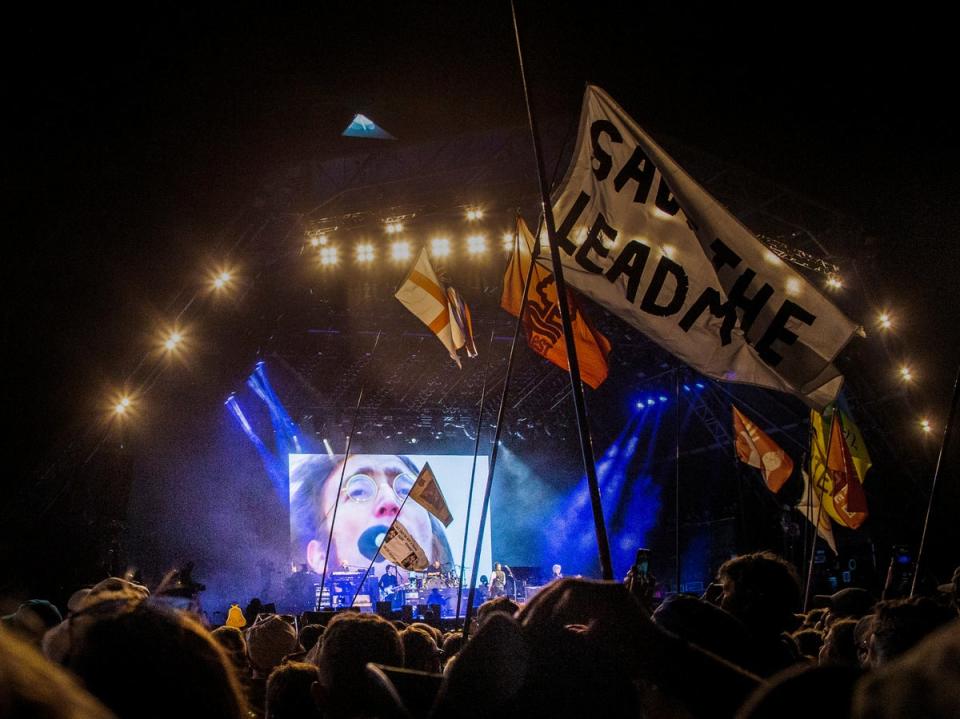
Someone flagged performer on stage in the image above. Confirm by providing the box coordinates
[550,564,563,582]
[490,563,507,598]
[378,564,403,610]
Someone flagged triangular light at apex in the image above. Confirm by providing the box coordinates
[342,113,396,140]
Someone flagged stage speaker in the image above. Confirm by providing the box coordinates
[376,601,393,617]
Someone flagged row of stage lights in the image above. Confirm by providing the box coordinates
[108,221,935,437]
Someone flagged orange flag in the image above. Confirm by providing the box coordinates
[827,412,868,528]
[501,217,612,389]
[732,406,794,493]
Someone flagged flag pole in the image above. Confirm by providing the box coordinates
[462,215,542,641]
[803,410,834,611]
[675,368,682,592]
[456,329,496,619]
[510,0,613,580]
[318,331,382,608]
[911,362,960,597]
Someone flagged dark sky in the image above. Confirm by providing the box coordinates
[6,2,958,482]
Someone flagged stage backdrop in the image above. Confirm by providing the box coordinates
[288,453,492,582]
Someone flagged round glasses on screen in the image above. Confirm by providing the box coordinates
[343,472,415,502]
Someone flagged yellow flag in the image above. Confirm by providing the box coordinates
[407,462,453,527]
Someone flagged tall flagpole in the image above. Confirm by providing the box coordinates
[462,216,543,642]
[675,369,682,592]
[510,0,613,580]
[911,362,960,596]
[318,331,382,608]
[456,329,496,619]
[803,410,834,611]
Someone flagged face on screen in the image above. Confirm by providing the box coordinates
[305,455,434,572]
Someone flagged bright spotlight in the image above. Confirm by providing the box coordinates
[211,269,233,290]
[390,240,412,262]
[695,382,705,390]
[430,238,451,257]
[659,395,668,403]
[919,418,932,434]
[112,394,133,417]
[878,312,893,330]
[163,330,183,352]
[466,208,484,221]
[466,234,487,255]
[646,398,656,407]
[319,246,339,266]
[355,244,375,263]
[308,232,328,248]
[899,365,914,382]
[825,274,844,290]
[502,232,514,251]
[385,221,404,235]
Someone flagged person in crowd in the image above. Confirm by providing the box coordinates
[0,625,117,719]
[290,454,453,579]
[476,596,518,627]
[298,623,324,654]
[717,551,803,675]
[311,611,404,718]
[1,599,62,647]
[441,631,464,667]
[814,587,876,628]
[653,593,760,672]
[265,661,321,719]
[245,614,300,714]
[852,620,960,718]
[791,627,825,660]
[57,595,246,719]
[401,626,442,673]
[864,596,956,667]
[819,618,860,666]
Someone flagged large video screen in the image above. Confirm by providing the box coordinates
[289,454,492,582]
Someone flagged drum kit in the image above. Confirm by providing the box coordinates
[397,566,461,593]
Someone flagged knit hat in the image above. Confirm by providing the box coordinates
[246,614,298,672]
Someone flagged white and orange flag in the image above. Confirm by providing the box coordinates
[395,248,466,367]
[732,405,794,493]
[796,469,837,553]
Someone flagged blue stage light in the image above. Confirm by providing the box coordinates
[646,398,655,406]
[659,395,668,403]
[683,384,691,392]
[695,382,705,389]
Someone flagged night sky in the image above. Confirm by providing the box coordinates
[6,4,958,543]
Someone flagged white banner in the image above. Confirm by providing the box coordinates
[546,85,858,409]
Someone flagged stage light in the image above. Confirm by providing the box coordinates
[319,246,339,266]
[430,238,451,257]
[899,365,914,382]
[410,437,418,444]
[466,208,484,221]
[355,244,375,263]
[113,396,132,416]
[502,232,514,251]
[390,240,411,262]
[683,384,691,392]
[785,277,803,296]
[210,268,234,290]
[878,312,893,330]
[308,232,328,248]
[384,220,404,235]
[825,274,844,290]
[163,330,184,352]
[659,395,668,403]
[466,234,487,255]
[646,398,656,406]
[695,382,705,389]
[919,418,932,434]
